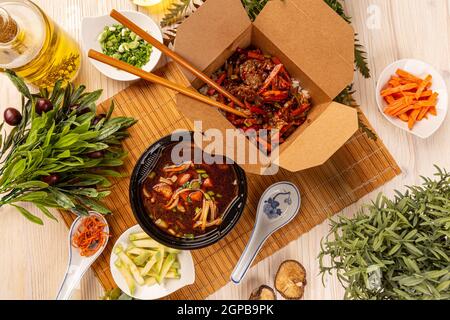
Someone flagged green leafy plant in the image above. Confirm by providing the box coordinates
[0,71,136,224]
[241,0,269,21]
[319,166,450,300]
[334,84,377,140]
[160,0,204,45]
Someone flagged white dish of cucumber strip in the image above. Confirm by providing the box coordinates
[110,224,195,300]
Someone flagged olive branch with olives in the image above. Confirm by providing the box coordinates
[0,70,136,224]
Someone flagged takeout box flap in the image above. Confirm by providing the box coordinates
[254,0,355,99]
[174,0,251,82]
[275,102,359,172]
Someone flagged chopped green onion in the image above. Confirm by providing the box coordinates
[98,23,152,68]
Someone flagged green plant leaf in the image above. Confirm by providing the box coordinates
[80,197,111,214]
[35,204,58,221]
[13,181,49,189]
[49,188,75,209]
[5,70,32,100]
[53,133,80,149]
[11,204,43,225]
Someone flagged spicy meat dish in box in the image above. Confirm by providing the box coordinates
[174,0,358,173]
[200,47,312,151]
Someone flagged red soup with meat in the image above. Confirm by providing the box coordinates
[142,144,238,239]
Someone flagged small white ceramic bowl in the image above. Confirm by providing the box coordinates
[376,59,448,139]
[81,11,163,81]
[110,224,195,300]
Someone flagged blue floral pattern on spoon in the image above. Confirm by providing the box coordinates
[263,191,292,219]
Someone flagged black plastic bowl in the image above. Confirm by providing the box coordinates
[129,131,247,250]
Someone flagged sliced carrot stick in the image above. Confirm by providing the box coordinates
[398,113,410,122]
[418,100,437,107]
[384,97,413,115]
[418,92,438,107]
[417,107,430,121]
[397,90,432,98]
[396,69,422,82]
[429,106,437,116]
[385,95,396,104]
[415,75,432,99]
[381,83,418,97]
[389,78,401,87]
[392,103,422,116]
[408,109,421,130]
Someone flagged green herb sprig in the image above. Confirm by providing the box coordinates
[160,0,204,28]
[0,71,137,224]
[319,166,450,300]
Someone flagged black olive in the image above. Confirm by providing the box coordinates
[77,107,91,115]
[92,113,106,125]
[41,173,60,186]
[4,108,22,126]
[35,98,54,115]
[69,104,90,115]
[86,150,104,159]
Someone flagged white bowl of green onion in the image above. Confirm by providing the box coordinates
[82,11,163,81]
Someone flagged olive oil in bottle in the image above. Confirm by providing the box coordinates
[0,0,81,88]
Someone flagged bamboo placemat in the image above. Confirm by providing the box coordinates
[60,62,401,299]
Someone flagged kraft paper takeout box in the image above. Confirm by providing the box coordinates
[174,0,358,174]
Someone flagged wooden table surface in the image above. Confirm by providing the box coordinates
[0,0,449,300]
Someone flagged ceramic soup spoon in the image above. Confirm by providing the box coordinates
[231,181,301,284]
[56,211,109,300]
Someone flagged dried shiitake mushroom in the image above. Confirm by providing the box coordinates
[249,285,276,300]
[275,260,307,300]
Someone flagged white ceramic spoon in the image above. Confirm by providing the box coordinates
[231,182,301,284]
[56,211,109,300]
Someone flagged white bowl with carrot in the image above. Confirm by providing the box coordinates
[376,59,448,139]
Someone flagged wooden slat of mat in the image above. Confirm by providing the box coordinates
[60,62,401,300]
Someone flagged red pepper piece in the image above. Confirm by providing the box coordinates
[272,56,282,65]
[259,64,283,93]
[250,106,266,115]
[262,90,289,102]
[278,77,292,89]
[207,72,227,96]
[291,103,311,117]
[247,51,265,61]
[280,67,291,82]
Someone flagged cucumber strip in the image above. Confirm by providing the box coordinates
[115,260,136,295]
[127,247,155,256]
[155,247,165,274]
[132,239,162,249]
[165,271,181,279]
[129,232,151,241]
[165,247,181,254]
[144,277,157,286]
[115,247,145,285]
[156,253,176,284]
[140,251,161,276]
[132,251,152,267]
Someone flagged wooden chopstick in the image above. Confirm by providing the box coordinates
[88,50,248,118]
[109,9,246,109]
